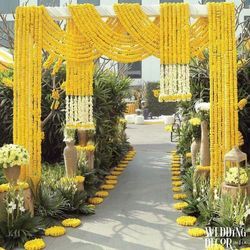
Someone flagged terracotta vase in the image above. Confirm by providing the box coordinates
[191,138,201,166]
[64,140,78,178]
[77,130,87,146]
[4,165,21,185]
[200,120,210,167]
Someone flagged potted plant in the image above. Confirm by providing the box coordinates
[0,144,29,185]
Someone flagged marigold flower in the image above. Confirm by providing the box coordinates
[95,191,109,198]
[173,202,188,210]
[88,197,104,205]
[188,227,206,237]
[173,193,187,200]
[189,117,201,126]
[62,218,81,228]
[24,238,46,250]
[100,184,115,190]
[45,226,66,237]
[176,216,197,226]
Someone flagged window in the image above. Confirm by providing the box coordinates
[77,0,100,5]
[0,21,14,48]
[160,0,183,3]
[0,0,19,14]
[119,61,142,79]
[244,0,250,8]
[37,0,60,6]
[118,0,142,3]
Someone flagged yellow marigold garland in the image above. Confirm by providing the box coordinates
[173,193,187,200]
[188,227,206,237]
[176,216,197,226]
[62,218,81,228]
[24,238,46,250]
[44,226,66,237]
[208,3,238,187]
[159,3,191,102]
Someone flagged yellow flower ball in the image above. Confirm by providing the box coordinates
[172,181,182,187]
[188,228,206,237]
[45,226,66,237]
[105,180,117,185]
[172,171,181,176]
[100,184,115,190]
[114,167,124,171]
[172,187,182,192]
[95,191,109,198]
[172,167,180,171]
[111,171,122,176]
[206,244,225,250]
[173,193,187,200]
[173,202,188,210]
[120,160,129,164]
[88,197,104,205]
[189,118,201,126]
[118,164,127,168]
[62,218,81,228]
[172,176,181,181]
[74,176,85,183]
[24,238,46,250]
[124,157,133,161]
[176,216,197,226]
[186,152,192,158]
[105,175,117,180]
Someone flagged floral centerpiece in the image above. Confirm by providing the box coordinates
[225,167,249,186]
[0,144,29,184]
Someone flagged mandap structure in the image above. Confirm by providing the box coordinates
[14,3,238,188]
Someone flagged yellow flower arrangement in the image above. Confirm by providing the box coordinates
[0,182,29,193]
[172,168,180,171]
[172,187,182,192]
[196,166,210,171]
[45,226,66,237]
[95,191,109,198]
[225,167,248,186]
[164,125,173,132]
[105,180,117,185]
[206,244,225,250]
[24,238,46,250]
[176,216,197,226]
[173,193,187,200]
[118,164,127,168]
[105,175,117,180]
[186,152,192,158]
[124,157,133,161]
[188,227,206,237]
[172,176,181,181]
[172,171,181,176]
[62,218,81,228]
[173,202,188,210]
[88,197,104,205]
[100,184,115,190]
[60,176,85,184]
[114,167,124,171]
[0,144,30,169]
[238,98,248,110]
[189,118,201,126]
[111,171,122,176]
[120,160,129,164]
[172,181,182,187]
[75,176,85,183]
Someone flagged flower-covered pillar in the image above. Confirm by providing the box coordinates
[13,7,43,182]
[208,3,238,187]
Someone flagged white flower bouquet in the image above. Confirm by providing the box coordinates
[225,167,249,186]
[0,144,29,169]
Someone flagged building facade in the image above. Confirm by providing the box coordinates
[0,0,249,84]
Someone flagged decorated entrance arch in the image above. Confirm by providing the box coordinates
[14,2,238,187]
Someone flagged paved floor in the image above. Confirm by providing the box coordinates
[45,124,204,250]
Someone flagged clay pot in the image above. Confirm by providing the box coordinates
[191,139,201,166]
[77,130,87,146]
[200,120,210,167]
[4,165,21,185]
[64,140,78,178]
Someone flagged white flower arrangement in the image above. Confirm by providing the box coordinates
[225,167,249,186]
[0,144,29,169]
[195,102,210,113]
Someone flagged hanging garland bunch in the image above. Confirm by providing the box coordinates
[208,3,238,186]
[159,3,191,102]
[13,6,43,181]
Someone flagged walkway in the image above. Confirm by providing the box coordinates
[46,124,204,250]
